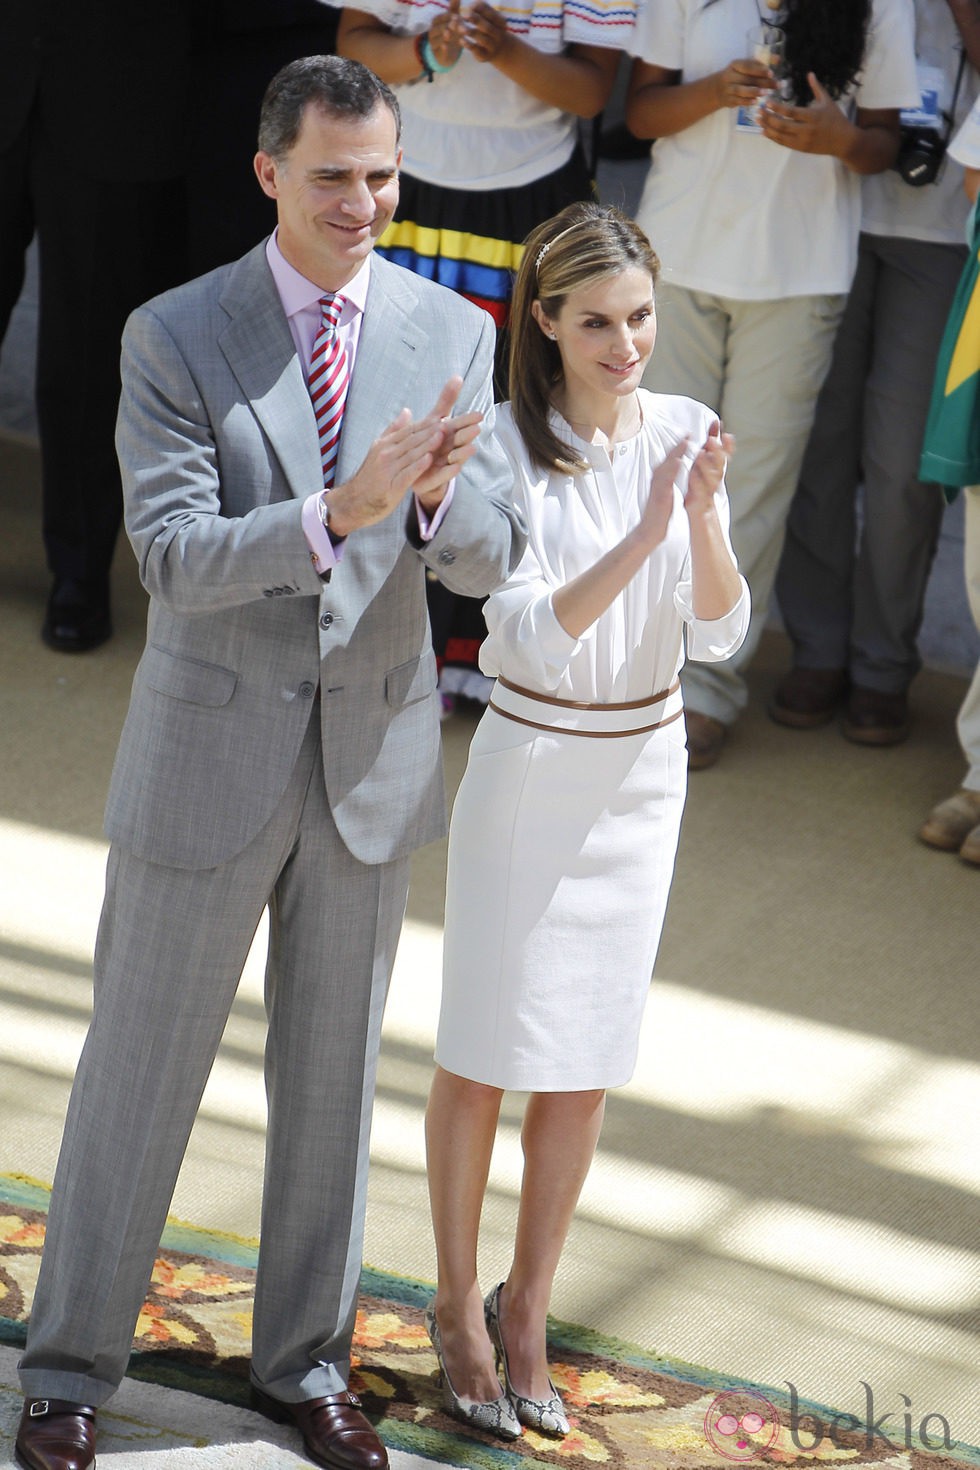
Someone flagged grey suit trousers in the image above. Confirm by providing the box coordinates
[19,707,410,1405]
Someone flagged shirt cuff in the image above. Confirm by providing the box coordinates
[415,481,455,541]
[301,492,346,579]
[674,577,751,661]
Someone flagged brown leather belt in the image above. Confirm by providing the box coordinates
[488,677,683,739]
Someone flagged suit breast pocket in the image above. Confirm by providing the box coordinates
[385,649,437,709]
[143,644,238,706]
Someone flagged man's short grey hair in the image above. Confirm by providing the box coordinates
[258,55,401,162]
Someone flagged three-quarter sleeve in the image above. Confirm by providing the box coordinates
[673,572,751,661]
[480,548,581,688]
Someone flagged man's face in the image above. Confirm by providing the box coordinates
[254,103,401,289]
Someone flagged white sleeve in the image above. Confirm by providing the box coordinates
[628,0,687,66]
[479,542,581,689]
[855,0,919,111]
[475,418,583,689]
[563,0,640,54]
[675,573,751,661]
[950,96,980,169]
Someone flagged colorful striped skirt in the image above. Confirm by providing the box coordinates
[377,145,593,330]
[388,145,594,702]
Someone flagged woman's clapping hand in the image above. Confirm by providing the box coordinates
[684,419,735,515]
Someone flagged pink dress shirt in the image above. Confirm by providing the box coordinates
[264,231,452,577]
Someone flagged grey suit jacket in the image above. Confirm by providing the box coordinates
[108,244,524,870]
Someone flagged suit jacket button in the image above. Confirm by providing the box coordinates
[438,550,456,565]
[319,612,334,629]
[263,588,274,597]
[298,681,316,698]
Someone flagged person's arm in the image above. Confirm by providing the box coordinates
[410,309,528,595]
[946,0,980,72]
[759,74,901,173]
[550,430,741,639]
[551,442,682,638]
[337,4,461,83]
[681,422,743,621]
[459,7,619,118]
[965,165,980,202]
[118,306,327,613]
[555,423,740,635]
[324,376,482,536]
[625,57,775,139]
[119,309,488,613]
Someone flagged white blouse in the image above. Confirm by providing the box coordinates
[480,392,751,703]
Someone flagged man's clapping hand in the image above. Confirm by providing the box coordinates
[324,376,483,535]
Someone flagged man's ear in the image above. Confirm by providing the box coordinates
[254,151,280,201]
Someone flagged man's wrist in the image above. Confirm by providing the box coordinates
[320,491,351,544]
[415,486,448,515]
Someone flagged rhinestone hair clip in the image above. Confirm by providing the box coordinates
[535,220,588,274]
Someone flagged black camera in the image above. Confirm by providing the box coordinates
[894,125,948,187]
[893,47,966,188]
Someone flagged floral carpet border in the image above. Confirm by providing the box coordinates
[2,1174,977,1470]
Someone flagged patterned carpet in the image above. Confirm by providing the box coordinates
[2,1174,977,1470]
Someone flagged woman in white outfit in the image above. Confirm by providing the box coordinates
[424,202,750,1443]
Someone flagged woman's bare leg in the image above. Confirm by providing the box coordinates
[497,1089,606,1399]
[425,1064,505,1402]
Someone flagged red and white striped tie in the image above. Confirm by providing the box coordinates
[309,293,349,489]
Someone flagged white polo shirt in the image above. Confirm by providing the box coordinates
[630,0,919,299]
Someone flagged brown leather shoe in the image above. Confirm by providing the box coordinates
[252,1386,388,1470]
[769,666,847,728]
[842,686,910,746]
[685,710,727,770]
[919,788,980,852]
[15,1399,97,1470]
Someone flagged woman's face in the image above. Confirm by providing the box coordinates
[532,266,657,408]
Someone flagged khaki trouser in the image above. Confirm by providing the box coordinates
[644,281,845,725]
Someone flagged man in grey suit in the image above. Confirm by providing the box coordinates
[15,56,524,1470]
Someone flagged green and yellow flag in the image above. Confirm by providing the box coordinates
[920,197,980,503]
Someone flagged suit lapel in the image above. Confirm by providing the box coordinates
[216,248,429,499]
[337,259,429,485]
[217,244,322,501]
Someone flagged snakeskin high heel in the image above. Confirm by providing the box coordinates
[424,1302,522,1440]
[484,1281,571,1438]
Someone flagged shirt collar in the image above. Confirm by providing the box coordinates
[265,229,371,324]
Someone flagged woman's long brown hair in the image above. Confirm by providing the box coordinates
[508,202,660,475]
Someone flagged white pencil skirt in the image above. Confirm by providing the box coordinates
[435,680,689,1091]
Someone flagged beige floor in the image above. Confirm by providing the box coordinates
[1,432,978,1457]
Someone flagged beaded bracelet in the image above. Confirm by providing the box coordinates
[413,30,457,81]
[412,32,434,81]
